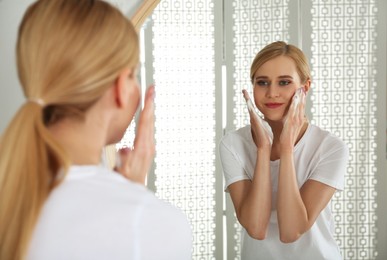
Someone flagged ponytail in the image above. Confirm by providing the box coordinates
[0,102,69,260]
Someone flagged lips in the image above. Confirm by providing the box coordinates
[265,103,283,109]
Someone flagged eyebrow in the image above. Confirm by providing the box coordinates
[278,75,294,79]
[254,75,294,81]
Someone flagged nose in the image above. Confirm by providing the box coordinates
[266,86,279,98]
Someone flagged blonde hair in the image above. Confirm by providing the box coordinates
[250,41,311,84]
[0,0,139,259]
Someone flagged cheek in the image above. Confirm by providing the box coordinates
[128,81,140,112]
[252,88,264,103]
[284,87,299,107]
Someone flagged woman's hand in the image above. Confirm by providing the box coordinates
[115,86,155,184]
[242,89,273,149]
[280,88,306,151]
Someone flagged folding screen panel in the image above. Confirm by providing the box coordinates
[309,1,378,259]
[151,1,218,259]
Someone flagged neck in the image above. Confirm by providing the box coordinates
[266,118,309,161]
[267,117,309,144]
[48,116,107,165]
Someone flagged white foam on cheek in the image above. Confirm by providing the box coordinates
[293,88,303,106]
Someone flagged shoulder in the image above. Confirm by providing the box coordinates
[220,125,253,150]
[306,125,348,153]
[221,125,251,141]
[64,165,152,196]
[76,166,189,224]
[54,166,168,213]
[30,166,192,259]
[56,165,191,235]
[303,125,349,190]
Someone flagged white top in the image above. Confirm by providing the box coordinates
[219,124,349,260]
[27,165,192,260]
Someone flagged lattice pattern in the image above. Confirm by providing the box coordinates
[310,1,378,259]
[231,1,290,259]
[151,0,216,258]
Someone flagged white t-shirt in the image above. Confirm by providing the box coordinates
[27,165,192,260]
[219,124,349,260]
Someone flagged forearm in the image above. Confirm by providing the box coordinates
[238,148,272,239]
[277,151,308,242]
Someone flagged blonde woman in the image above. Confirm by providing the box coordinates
[219,41,348,259]
[0,0,192,259]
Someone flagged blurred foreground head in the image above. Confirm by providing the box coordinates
[0,1,139,259]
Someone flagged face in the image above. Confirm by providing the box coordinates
[252,55,306,122]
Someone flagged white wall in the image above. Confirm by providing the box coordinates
[0,0,34,134]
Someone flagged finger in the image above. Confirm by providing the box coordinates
[287,87,303,120]
[242,90,259,118]
[299,91,306,120]
[293,89,306,122]
[242,89,250,101]
[140,86,155,127]
[144,85,155,109]
[142,86,155,137]
[132,88,156,177]
[114,147,131,173]
[134,86,155,147]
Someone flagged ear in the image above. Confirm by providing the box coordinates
[114,68,132,108]
[303,79,311,94]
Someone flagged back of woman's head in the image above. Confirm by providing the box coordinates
[0,1,139,259]
[18,0,139,121]
[250,41,311,84]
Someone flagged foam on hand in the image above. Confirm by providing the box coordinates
[246,98,256,113]
[289,87,306,118]
[245,98,273,144]
[293,87,303,106]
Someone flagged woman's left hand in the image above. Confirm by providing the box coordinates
[280,88,306,151]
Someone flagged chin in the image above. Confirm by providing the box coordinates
[264,114,284,122]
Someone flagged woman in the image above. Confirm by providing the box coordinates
[219,41,348,259]
[0,1,192,259]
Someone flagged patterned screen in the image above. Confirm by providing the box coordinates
[310,1,378,259]
[151,1,217,259]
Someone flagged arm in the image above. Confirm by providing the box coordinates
[277,88,338,242]
[277,151,336,243]
[228,148,272,240]
[226,90,273,239]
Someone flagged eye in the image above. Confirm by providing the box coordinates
[279,80,291,86]
[255,80,269,87]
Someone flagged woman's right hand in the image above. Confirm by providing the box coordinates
[242,89,273,149]
[115,86,155,184]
